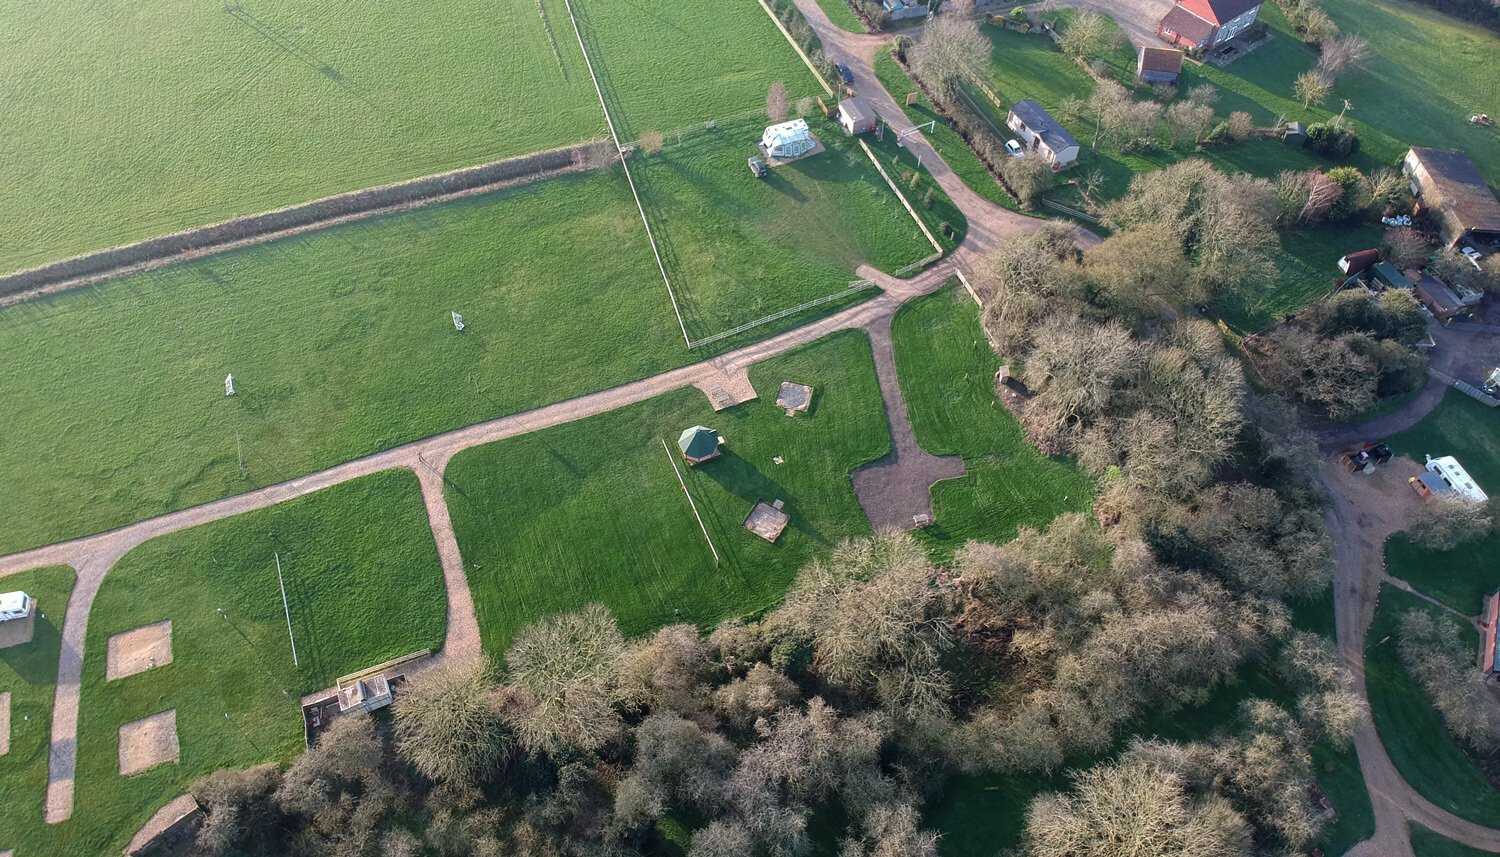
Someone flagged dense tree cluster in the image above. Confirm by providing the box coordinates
[1246,288,1428,420]
[1399,610,1500,756]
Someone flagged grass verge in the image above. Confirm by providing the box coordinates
[56,469,446,854]
[1365,584,1500,827]
[445,330,891,655]
[0,565,76,853]
[1410,823,1498,857]
[889,282,1092,559]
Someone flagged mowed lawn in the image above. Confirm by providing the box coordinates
[1410,824,1500,857]
[0,0,605,272]
[0,566,76,854]
[891,283,1092,559]
[1365,585,1500,827]
[571,0,820,140]
[0,172,702,558]
[631,115,936,338]
[1384,392,1500,612]
[445,330,890,655]
[53,470,445,855]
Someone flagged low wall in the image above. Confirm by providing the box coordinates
[1,142,608,302]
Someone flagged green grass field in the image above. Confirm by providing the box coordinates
[1365,585,1500,827]
[51,469,445,854]
[811,0,867,32]
[890,283,1092,559]
[630,115,935,338]
[0,0,606,273]
[0,171,698,558]
[573,0,821,141]
[1410,824,1499,857]
[1384,392,1500,612]
[0,566,76,854]
[445,330,890,654]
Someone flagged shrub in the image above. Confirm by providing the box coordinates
[940,221,954,237]
[922,187,937,209]
[1305,121,1361,160]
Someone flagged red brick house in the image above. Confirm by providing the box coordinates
[1157,0,1264,51]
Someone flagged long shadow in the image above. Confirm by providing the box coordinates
[695,449,829,543]
[227,8,378,109]
[0,613,62,684]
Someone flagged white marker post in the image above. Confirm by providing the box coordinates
[225,374,235,396]
[275,552,299,668]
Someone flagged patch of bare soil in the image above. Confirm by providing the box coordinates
[107,620,172,681]
[118,710,178,776]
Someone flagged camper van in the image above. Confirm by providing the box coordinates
[0,591,33,622]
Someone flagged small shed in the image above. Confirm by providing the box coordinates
[678,426,724,465]
[838,97,878,135]
[761,119,817,159]
[1284,122,1307,149]
[1370,261,1410,290]
[1338,249,1379,275]
[1137,47,1184,84]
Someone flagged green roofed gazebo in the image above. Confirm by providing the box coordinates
[678,426,723,465]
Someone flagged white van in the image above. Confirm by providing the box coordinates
[0,591,32,622]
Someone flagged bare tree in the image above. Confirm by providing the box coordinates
[1226,111,1255,139]
[1022,754,1252,857]
[1399,609,1500,752]
[1294,70,1333,108]
[767,81,790,124]
[1000,151,1056,207]
[192,764,286,856]
[1317,34,1371,76]
[1405,494,1496,550]
[1362,167,1407,210]
[1166,99,1216,148]
[1299,170,1345,224]
[504,603,626,753]
[1059,10,1109,64]
[911,14,990,93]
[1382,225,1429,268]
[393,657,511,783]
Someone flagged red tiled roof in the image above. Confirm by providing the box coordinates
[1139,47,1185,74]
[1158,6,1215,43]
[1179,0,1262,25]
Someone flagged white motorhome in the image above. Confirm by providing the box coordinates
[1425,455,1489,504]
[0,591,34,622]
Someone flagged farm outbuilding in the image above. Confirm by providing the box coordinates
[678,426,724,465]
[1403,147,1500,249]
[1284,122,1307,148]
[1338,249,1379,275]
[1137,47,1184,83]
[760,120,817,159]
[1413,275,1474,323]
[838,97,878,135]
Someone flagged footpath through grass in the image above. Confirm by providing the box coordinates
[53,469,446,855]
[0,565,76,853]
[630,115,934,339]
[1384,392,1500,612]
[1365,585,1500,827]
[0,0,605,273]
[890,283,1092,559]
[445,330,890,655]
[0,171,692,558]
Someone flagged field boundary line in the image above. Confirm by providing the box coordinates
[660,438,721,564]
[688,280,876,349]
[0,144,601,308]
[560,0,692,347]
[858,139,944,255]
[755,0,835,96]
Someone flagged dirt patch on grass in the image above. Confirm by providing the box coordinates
[107,620,172,681]
[118,709,178,776]
[0,691,9,756]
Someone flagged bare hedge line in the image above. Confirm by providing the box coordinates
[2,140,613,300]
